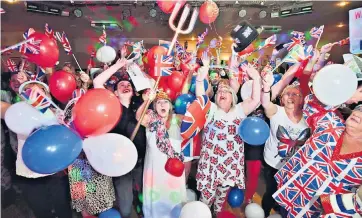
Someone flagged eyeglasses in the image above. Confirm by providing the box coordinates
[217,90,232,95]
[354,105,362,112]
[283,92,301,97]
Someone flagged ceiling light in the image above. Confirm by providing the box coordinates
[6,0,17,3]
[191,36,195,41]
[337,1,349,7]
[235,0,239,4]
[337,23,345,28]
[239,9,246,17]
[259,10,267,18]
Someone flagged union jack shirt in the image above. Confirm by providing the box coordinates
[273,94,362,218]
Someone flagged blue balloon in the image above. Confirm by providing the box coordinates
[227,187,244,208]
[98,208,121,218]
[22,125,83,174]
[189,76,208,94]
[272,73,282,86]
[174,94,196,115]
[239,117,270,146]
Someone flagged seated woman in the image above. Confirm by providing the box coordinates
[136,89,186,218]
[273,81,362,218]
[195,52,262,215]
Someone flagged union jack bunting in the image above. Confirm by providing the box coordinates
[181,95,211,140]
[153,55,174,77]
[273,94,362,218]
[45,23,56,40]
[56,31,72,55]
[257,34,277,50]
[310,25,324,39]
[6,59,18,72]
[21,88,51,114]
[99,29,107,45]
[181,133,201,158]
[283,37,302,51]
[196,28,208,49]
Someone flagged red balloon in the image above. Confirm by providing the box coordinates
[199,1,219,24]
[25,33,59,67]
[168,71,185,92]
[73,89,122,137]
[163,86,178,102]
[49,70,77,103]
[147,46,168,75]
[157,0,186,14]
[180,62,200,76]
[158,76,170,89]
[238,43,255,56]
[165,158,185,177]
[217,211,237,218]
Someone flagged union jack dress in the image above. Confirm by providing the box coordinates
[196,103,246,192]
[273,94,362,218]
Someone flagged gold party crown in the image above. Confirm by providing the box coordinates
[156,89,171,101]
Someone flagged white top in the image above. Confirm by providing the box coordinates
[16,134,51,178]
[143,120,186,218]
[264,105,308,169]
[206,102,246,126]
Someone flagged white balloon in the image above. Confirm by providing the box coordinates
[186,189,197,202]
[267,214,282,218]
[180,201,212,218]
[241,80,254,101]
[83,133,138,177]
[241,80,261,107]
[245,203,264,218]
[96,45,116,63]
[4,102,58,136]
[313,64,357,106]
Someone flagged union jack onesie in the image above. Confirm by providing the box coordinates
[273,94,362,218]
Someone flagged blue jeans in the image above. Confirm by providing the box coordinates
[113,164,143,218]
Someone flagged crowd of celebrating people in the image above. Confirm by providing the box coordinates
[1,4,362,218]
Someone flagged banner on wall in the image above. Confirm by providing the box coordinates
[349,7,362,54]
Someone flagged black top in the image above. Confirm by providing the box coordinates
[110,96,146,164]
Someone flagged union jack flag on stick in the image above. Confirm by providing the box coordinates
[45,23,56,41]
[256,34,277,51]
[196,28,208,50]
[6,58,18,72]
[310,25,324,48]
[99,27,107,45]
[56,31,82,69]
[333,37,349,46]
[153,55,174,77]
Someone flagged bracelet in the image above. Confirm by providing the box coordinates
[263,90,271,93]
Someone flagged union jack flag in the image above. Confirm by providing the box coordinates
[99,29,107,45]
[17,28,41,54]
[283,37,302,51]
[21,88,51,113]
[23,60,31,72]
[310,25,324,39]
[45,23,56,40]
[6,59,18,72]
[159,40,174,56]
[56,31,72,55]
[257,34,277,50]
[153,55,174,76]
[181,95,211,140]
[291,31,306,45]
[36,67,46,81]
[175,40,185,58]
[273,94,362,218]
[333,37,349,46]
[282,44,308,64]
[181,133,201,158]
[196,28,208,49]
[129,41,145,59]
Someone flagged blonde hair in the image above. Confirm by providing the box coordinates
[215,84,238,108]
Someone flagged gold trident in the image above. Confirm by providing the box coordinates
[167,2,199,56]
